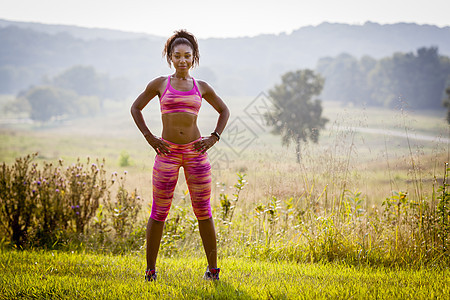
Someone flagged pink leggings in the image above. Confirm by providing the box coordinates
[150,138,212,222]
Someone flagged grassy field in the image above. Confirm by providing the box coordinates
[1,96,449,299]
[1,250,449,299]
[1,97,448,205]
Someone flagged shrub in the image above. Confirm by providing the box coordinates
[0,154,142,250]
[104,171,142,238]
[0,154,38,248]
[64,158,108,234]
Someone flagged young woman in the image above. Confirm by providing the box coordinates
[131,30,230,281]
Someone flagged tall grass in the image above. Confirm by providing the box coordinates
[1,156,448,268]
[1,99,449,268]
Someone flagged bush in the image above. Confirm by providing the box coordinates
[0,154,143,250]
[0,154,38,248]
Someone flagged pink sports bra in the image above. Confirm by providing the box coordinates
[159,76,202,115]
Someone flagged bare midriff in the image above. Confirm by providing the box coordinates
[161,112,201,144]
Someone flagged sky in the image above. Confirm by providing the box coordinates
[1,0,449,39]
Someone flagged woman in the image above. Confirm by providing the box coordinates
[131,30,230,282]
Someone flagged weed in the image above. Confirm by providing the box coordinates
[218,172,247,225]
[119,150,131,167]
[0,153,38,247]
[104,171,142,238]
[437,163,449,253]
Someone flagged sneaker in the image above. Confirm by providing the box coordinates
[203,267,220,280]
[145,269,157,282]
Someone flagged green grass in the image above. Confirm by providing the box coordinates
[1,98,449,298]
[1,250,448,299]
[1,98,448,235]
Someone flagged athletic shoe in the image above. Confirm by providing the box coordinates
[145,269,157,282]
[203,267,220,280]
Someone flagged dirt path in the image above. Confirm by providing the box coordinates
[351,126,450,143]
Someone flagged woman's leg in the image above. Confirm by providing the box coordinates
[147,153,181,270]
[146,217,164,270]
[198,217,217,269]
[183,151,216,268]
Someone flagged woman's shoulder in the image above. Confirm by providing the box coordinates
[194,78,213,91]
[150,75,169,85]
[146,76,169,90]
[194,79,220,98]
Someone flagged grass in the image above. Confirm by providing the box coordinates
[1,98,448,205]
[0,250,448,299]
[1,97,449,298]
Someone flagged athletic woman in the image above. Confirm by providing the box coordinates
[131,30,230,281]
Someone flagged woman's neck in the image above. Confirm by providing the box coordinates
[173,71,190,80]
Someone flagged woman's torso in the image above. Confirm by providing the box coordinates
[159,76,202,144]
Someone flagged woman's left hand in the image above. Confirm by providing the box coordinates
[194,136,218,153]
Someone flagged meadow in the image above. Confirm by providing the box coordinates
[1,95,449,298]
[1,250,449,299]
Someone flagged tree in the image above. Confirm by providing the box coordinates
[444,85,450,124]
[22,86,77,122]
[52,65,102,97]
[51,65,130,101]
[265,69,329,163]
[316,54,376,105]
[368,47,450,109]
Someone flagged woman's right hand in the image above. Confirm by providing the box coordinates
[145,134,171,155]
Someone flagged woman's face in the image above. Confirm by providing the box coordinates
[171,44,194,71]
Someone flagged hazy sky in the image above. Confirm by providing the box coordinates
[1,0,449,38]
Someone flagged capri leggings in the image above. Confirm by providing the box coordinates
[150,138,212,222]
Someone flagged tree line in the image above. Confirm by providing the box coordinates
[5,65,130,122]
[316,47,450,110]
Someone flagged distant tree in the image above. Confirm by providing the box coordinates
[369,47,450,109]
[316,54,376,105]
[52,65,130,101]
[22,86,77,122]
[265,69,328,163]
[52,66,101,96]
[444,85,450,124]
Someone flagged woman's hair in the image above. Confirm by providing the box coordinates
[163,29,200,68]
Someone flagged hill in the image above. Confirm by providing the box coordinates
[1,19,449,96]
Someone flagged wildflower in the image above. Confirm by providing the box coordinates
[56,189,60,193]
[124,170,128,174]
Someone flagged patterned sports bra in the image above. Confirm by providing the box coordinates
[159,76,202,115]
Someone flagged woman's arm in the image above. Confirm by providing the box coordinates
[130,76,170,154]
[195,80,230,152]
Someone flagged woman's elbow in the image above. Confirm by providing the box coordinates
[130,104,141,117]
[221,106,230,119]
